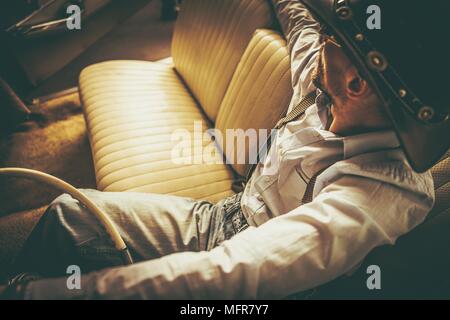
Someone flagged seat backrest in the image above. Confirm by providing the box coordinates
[171,0,276,122]
[214,29,293,177]
[429,150,450,220]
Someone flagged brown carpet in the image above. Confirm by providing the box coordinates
[0,90,96,278]
[0,91,96,216]
[0,206,47,280]
[0,0,174,280]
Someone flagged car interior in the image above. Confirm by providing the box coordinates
[0,0,449,299]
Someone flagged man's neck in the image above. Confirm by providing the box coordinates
[327,101,392,136]
[329,115,392,136]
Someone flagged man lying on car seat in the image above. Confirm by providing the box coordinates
[1,0,449,299]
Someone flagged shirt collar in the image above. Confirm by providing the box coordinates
[315,89,332,129]
[314,89,401,159]
[343,130,401,159]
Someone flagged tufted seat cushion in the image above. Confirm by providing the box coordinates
[79,60,235,203]
[172,0,276,122]
[215,29,292,176]
[79,23,292,203]
[79,0,281,203]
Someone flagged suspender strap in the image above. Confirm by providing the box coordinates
[231,91,317,193]
[274,91,317,130]
[300,168,325,205]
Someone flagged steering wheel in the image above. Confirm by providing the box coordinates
[0,167,133,265]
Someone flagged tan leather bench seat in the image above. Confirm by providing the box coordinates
[79,0,293,203]
[80,60,234,203]
[80,26,293,203]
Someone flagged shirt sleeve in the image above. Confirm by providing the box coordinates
[25,174,433,299]
[270,0,322,103]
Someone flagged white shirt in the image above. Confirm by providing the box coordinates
[241,0,434,230]
[30,1,434,299]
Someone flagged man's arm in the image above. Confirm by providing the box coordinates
[23,173,432,299]
[271,0,322,102]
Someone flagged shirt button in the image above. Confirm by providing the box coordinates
[257,194,264,201]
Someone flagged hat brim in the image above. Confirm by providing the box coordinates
[301,0,450,172]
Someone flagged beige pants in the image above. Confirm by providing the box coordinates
[13,189,226,277]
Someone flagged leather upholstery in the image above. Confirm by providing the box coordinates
[79,28,292,202]
[79,60,234,203]
[79,1,287,203]
[215,29,292,176]
[172,0,275,122]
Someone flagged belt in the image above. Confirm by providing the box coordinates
[221,192,249,241]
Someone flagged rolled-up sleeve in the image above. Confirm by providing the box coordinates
[25,174,433,299]
[270,0,322,101]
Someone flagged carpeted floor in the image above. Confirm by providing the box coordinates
[0,91,96,216]
[0,0,174,278]
[0,206,47,280]
[31,0,175,98]
[0,90,96,278]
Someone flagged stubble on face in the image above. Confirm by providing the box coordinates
[312,44,328,97]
